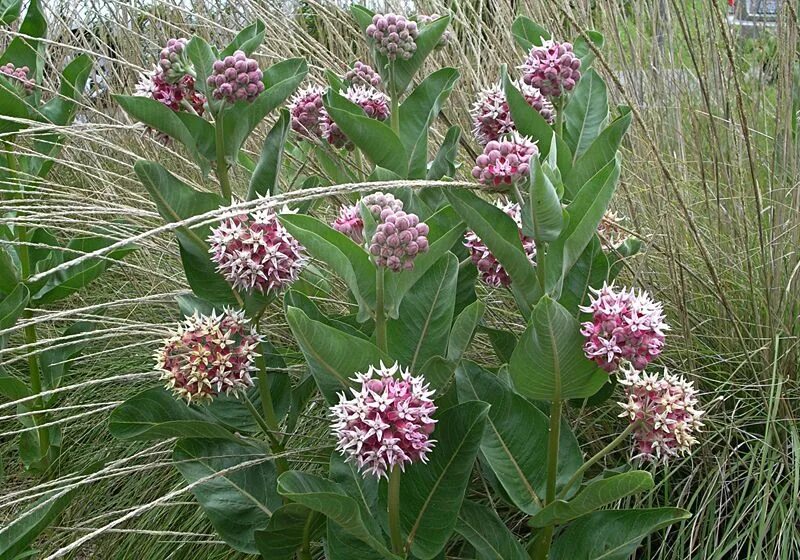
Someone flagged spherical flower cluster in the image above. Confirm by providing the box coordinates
[331,204,364,244]
[158,38,192,83]
[597,210,629,249]
[580,282,669,372]
[207,50,264,103]
[472,133,539,189]
[366,13,419,61]
[521,40,582,98]
[362,191,403,219]
[322,85,391,149]
[0,62,34,95]
[470,81,555,145]
[288,85,326,139]
[369,209,429,272]
[417,13,452,48]
[464,199,536,288]
[344,61,382,88]
[208,208,307,294]
[156,309,262,403]
[618,366,704,463]
[135,68,206,116]
[330,361,437,478]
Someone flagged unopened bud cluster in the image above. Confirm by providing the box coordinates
[0,62,34,95]
[369,208,429,272]
[366,13,419,61]
[472,134,539,189]
[344,61,382,88]
[158,38,193,83]
[288,85,326,139]
[521,40,582,97]
[208,50,265,103]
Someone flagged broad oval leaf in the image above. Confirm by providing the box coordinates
[0,486,76,559]
[526,158,564,242]
[0,0,46,77]
[564,69,609,161]
[455,500,527,560]
[248,108,291,199]
[511,16,551,51]
[549,507,691,560]
[565,109,631,198]
[0,283,29,333]
[509,296,607,401]
[446,299,485,363]
[174,438,280,554]
[503,71,554,157]
[255,504,324,560]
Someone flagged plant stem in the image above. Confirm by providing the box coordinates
[298,512,318,560]
[375,267,387,352]
[555,97,565,138]
[531,399,563,560]
[388,465,404,556]
[214,111,232,202]
[557,422,637,500]
[389,63,400,135]
[254,358,290,476]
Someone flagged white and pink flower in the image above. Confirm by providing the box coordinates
[520,40,582,98]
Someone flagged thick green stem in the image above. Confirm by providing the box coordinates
[375,268,387,352]
[255,358,289,476]
[388,465,404,556]
[555,97,565,138]
[531,399,563,559]
[298,512,318,560]
[557,422,637,500]
[214,111,232,202]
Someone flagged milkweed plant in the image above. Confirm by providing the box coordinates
[0,3,707,559]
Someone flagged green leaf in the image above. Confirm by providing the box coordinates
[608,236,641,280]
[0,0,21,26]
[529,471,654,528]
[444,188,540,317]
[324,89,408,176]
[277,471,398,559]
[249,109,290,199]
[221,20,266,57]
[0,243,20,294]
[503,70,553,157]
[549,508,691,560]
[564,69,608,160]
[545,158,620,297]
[509,296,607,400]
[174,438,279,554]
[525,159,564,242]
[573,31,605,70]
[0,0,46,79]
[0,371,29,400]
[255,504,324,560]
[511,16,551,51]
[108,387,238,441]
[558,237,609,313]
[0,283,28,332]
[0,487,76,559]
[455,500,527,560]
[426,125,460,184]
[399,68,460,178]
[286,306,390,404]
[0,76,32,133]
[399,401,490,559]
[280,213,376,321]
[446,299,485,362]
[565,109,631,198]
[455,361,581,514]
[479,325,517,364]
[40,321,93,394]
[387,253,457,370]
[186,36,216,100]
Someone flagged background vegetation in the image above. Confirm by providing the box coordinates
[0,0,798,558]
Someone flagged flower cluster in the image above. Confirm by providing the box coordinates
[156,309,262,403]
[369,209,429,272]
[332,204,364,244]
[580,283,669,372]
[597,210,629,249]
[288,85,326,139]
[417,13,452,48]
[366,13,419,61]
[362,191,404,218]
[135,69,206,116]
[158,38,192,82]
[464,199,536,288]
[208,50,265,103]
[208,208,307,294]
[472,133,539,189]
[521,40,582,97]
[344,60,382,88]
[470,81,555,145]
[618,366,704,463]
[0,62,34,95]
[330,362,437,478]
[322,85,391,149]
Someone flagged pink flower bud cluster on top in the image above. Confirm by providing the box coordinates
[0,62,34,95]
[464,199,536,288]
[521,40,582,98]
[580,282,669,373]
[330,361,437,478]
[366,13,419,61]
[344,61,382,88]
[369,208,429,272]
[156,309,262,403]
[472,133,539,189]
[470,81,555,146]
[158,38,192,83]
[208,50,264,103]
[331,193,404,246]
[618,366,704,463]
[362,191,404,218]
[208,208,307,295]
[417,13,452,47]
[288,85,326,139]
[322,85,390,150]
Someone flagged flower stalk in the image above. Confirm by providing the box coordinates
[375,267,387,352]
[388,465,404,555]
[214,111,232,202]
